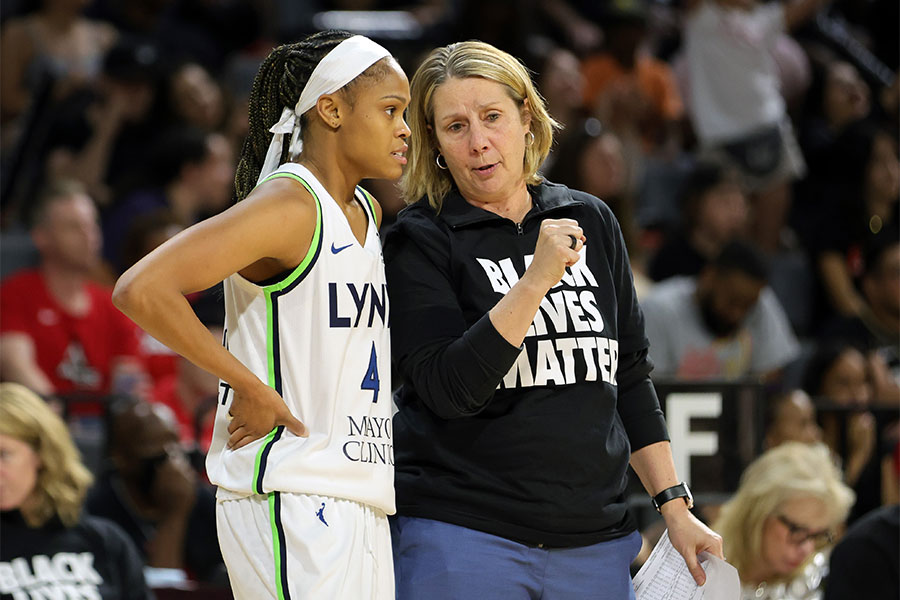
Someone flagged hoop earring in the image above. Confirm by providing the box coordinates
[435,154,448,170]
[525,131,535,147]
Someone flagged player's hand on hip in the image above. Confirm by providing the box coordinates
[525,219,585,292]
[226,380,308,449]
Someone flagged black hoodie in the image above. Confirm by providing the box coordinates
[384,180,668,548]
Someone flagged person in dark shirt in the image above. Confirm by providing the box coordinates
[824,503,899,599]
[811,121,898,326]
[648,161,748,283]
[0,382,149,600]
[85,396,224,583]
[384,40,722,599]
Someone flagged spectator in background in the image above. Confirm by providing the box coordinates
[641,240,799,380]
[713,442,855,599]
[856,235,900,358]
[580,0,684,156]
[795,59,871,201]
[539,0,604,55]
[683,0,825,253]
[86,397,224,584]
[547,118,630,240]
[813,123,899,324]
[545,117,653,294]
[102,127,234,273]
[802,341,896,522]
[0,382,149,600]
[824,503,899,600]
[648,160,748,282]
[160,59,226,132]
[792,57,872,260]
[119,209,185,275]
[764,389,823,449]
[580,0,693,246]
[40,35,162,208]
[530,40,586,168]
[0,180,147,401]
[0,0,118,152]
[821,231,900,408]
[83,0,222,71]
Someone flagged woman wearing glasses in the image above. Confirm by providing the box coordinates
[713,442,855,599]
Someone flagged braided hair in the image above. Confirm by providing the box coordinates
[234,30,352,202]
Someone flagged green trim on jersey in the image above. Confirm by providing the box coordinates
[268,493,287,600]
[253,427,280,494]
[257,171,323,387]
[357,186,378,228]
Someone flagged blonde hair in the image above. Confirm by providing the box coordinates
[400,40,559,211]
[713,442,855,583]
[0,383,93,527]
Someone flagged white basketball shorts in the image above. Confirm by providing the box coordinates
[216,492,393,599]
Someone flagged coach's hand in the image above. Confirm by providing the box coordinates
[226,380,308,449]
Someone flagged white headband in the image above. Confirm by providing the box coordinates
[256,35,392,185]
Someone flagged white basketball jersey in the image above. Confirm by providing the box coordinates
[206,163,394,514]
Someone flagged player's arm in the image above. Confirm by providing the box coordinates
[113,178,314,447]
[0,333,54,395]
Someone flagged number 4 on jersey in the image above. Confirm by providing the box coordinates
[361,342,380,402]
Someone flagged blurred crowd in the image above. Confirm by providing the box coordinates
[0,0,897,597]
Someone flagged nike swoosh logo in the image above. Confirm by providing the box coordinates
[331,242,353,254]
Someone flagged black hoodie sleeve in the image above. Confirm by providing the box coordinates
[615,348,668,450]
[384,213,523,419]
[583,190,668,450]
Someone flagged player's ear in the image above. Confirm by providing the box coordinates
[316,94,343,130]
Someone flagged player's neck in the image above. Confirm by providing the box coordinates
[297,154,359,208]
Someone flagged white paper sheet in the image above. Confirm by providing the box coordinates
[632,530,741,600]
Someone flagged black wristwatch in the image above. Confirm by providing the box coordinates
[652,482,694,513]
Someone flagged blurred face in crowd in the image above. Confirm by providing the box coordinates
[606,23,645,68]
[99,76,155,123]
[33,193,102,272]
[539,48,584,115]
[432,77,531,207]
[0,434,40,512]
[863,243,900,318]
[866,132,900,206]
[824,62,870,130]
[820,347,871,408]
[695,180,748,243]
[578,131,627,200]
[766,390,822,448]
[697,269,764,338]
[759,496,832,580]
[111,402,188,499]
[193,133,236,215]
[170,63,225,130]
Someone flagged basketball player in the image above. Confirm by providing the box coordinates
[113,31,410,599]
